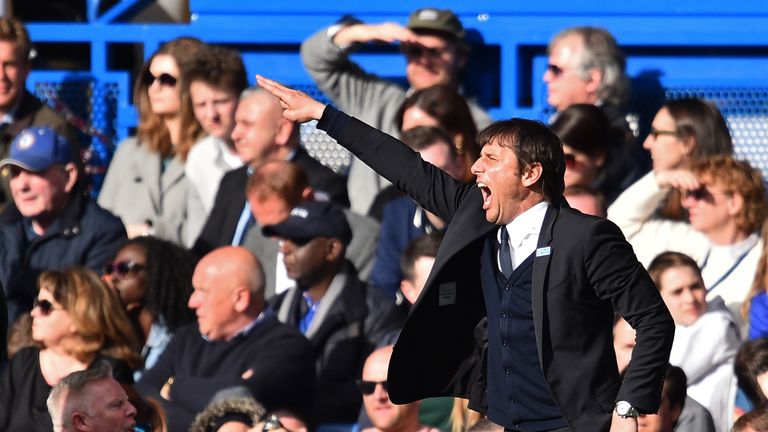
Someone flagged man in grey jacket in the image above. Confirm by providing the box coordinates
[301,7,491,214]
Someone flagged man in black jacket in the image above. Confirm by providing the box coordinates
[265,201,403,426]
[136,246,315,432]
[256,75,675,432]
[193,88,348,256]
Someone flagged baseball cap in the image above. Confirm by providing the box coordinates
[0,127,72,172]
[262,201,352,245]
[407,8,465,40]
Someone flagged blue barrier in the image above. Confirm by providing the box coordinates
[20,1,768,179]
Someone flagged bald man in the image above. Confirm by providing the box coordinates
[136,246,316,432]
[360,346,438,432]
[193,88,348,255]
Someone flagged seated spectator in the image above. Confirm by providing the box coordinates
[563,184,606,217]
[0,18,79,212]
[102,236,198,379]
[743,223,768,340]
[609,155,767,324]
[193,88,349,255]
[301,7,491,214]
[369,85,480,220]
[613,317,716,432]
[399,232,444,307]
[189,397,265,432]
[369,126,464,299]
[243,160,379,298]
[648,252,740,428]
[735,339,768,417]
[551,104,627,204]
[0,127,126,324]
[609,98,734,263]
[136,246,315,432]
[636,365,688,432]
[264,201,403,425]
[46,362,137,432]
[733,408,768,432]
[0,267,140,431]
[99,37,205,244]
[184,45,247,246]
[358,345,439,432]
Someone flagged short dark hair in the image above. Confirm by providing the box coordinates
[477,119,566,202]
[662,364,687,413]
[400,232,444,283]
[186,45,248,96]
[550,104,614,158]
[400,126,458,158]
[736,339,768,407]
[733,407,768,432]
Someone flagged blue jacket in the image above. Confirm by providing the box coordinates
[369,197,441,299]
[0,191,127,323]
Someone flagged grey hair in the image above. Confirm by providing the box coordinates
[47,362,113,430]
[549,26,630,107]
[239,86,267,102]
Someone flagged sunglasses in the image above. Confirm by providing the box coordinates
[103,261,146,278]
[546,63,580,78]
[357,379,388,395]
[144,71,178,88]
[33,298,60,316]
[648,127,678,140]
[261,414,285,432]
[401,42,451,60]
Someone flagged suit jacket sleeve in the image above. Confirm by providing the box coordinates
[585,218,675,412]
[317,106,473,223]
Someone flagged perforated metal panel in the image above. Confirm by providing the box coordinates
[293,84,352,175]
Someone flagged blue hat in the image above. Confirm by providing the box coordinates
[0,127,72,172]
[262,201,352,245]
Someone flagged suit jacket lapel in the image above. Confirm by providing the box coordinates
[532,202,560,367]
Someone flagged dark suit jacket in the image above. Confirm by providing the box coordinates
[271,264,404,424]
[318,106,675,432]
[193,146,350,256]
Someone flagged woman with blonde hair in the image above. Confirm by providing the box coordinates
[0,267,140,431]
[99,37,206,244]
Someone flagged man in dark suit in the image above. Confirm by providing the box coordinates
[193,87,349,256]
[256,75,675,432]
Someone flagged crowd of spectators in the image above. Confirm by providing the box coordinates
[0,7,767,432]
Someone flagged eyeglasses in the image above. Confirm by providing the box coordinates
[648,127,678,140]
[103,261,146,278]
[33,298,60,316]
[261,414,285,432]
[357,379,388,395]
[144,71,178,88]
[546,63,579,78]
[682,186,731,202]
[401,42,451,60]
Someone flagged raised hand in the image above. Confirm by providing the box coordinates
[332,22,418,46]
[256,75,327,123]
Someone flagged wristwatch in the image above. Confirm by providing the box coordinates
[615,401,639,418]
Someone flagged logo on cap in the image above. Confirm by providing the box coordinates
[17,131,35,150]
[291,207,309,219]
[418,9,439,21]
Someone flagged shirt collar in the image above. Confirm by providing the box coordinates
[502,201,549,249]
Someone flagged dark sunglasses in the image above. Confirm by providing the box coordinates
[357,379,388,395]
[33,298,59,316]
[401,42,450,60]
[649,127,678,140]
[144,71,178,88]
[261,414,285,432]
[103,261,146,278]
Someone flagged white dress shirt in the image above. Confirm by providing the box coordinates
[498,201,549,272]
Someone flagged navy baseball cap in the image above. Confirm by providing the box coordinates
[262,201,352,245]
[0,127,72,172]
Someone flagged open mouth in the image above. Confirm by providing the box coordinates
[478,182,492,209]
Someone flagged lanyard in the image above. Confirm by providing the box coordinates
[701,241,757,293]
